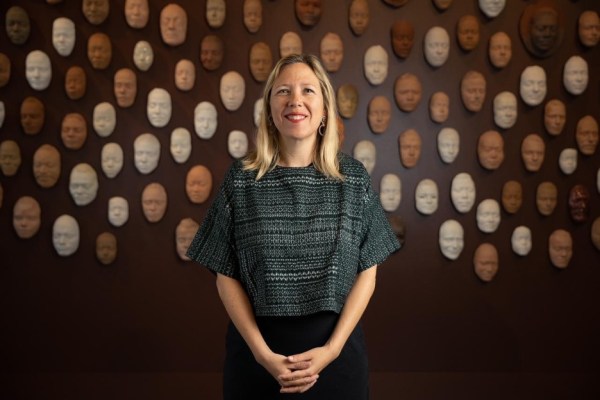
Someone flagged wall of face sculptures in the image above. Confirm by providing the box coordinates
[1,0,599,397]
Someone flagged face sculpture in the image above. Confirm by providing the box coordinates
[383,0,408,7]
[569,184,590,223]
[0,140,21,176]
[176,219,200,261]
[353,140,376,175]
[142,183,168,223]
[437,127,459,164]
[319,33,343,73]
[253,98,264,127]
[429,92,449,123]
[0,53,10,88]
[249,42,273,82]
[228,130,249,159]
[391,20,415,59]
[65,66,86,100]
[576,115,599,156]
[451,172,476,213]
[61,113,87,150]
[433,0,453,11]
[548,229,572,269]
[33,144,60,188]
[101,142,124,178]
[146,88,172,128]
[52,215,79,257]
[461,71,486,112]
[511,226,532,256]
[591,217,600,251]
[424,26,450,67]
[125,0,149,29]
[521,133,545,172]
[25,51,52,91]
[175,59,196,91]
[563,56,589,96]
[559,148,577,175]
[415,179,439,215]
[82,0,109,25]
[52,18,76,57]
[476,199,501,233]
[160,4,187,47]
[479,0,505,18]
[69,163,98,206]
[133,41,154,71]
[96,232,117,265]
[457,15,480,51]
[543,99,566,136]
[360,47,390,91]
[220,71,245,112]
[488,31,512,68]
[134,133,160,174]
[206,0,226,28]
[186,165,213,204]
[194,101,218,139]
[477,130,504,170]
[108,196,129,227]
[522,5,562,57]
[93,102,116,137]
[337,84,358,119]
[501,180,523,214]
[280,32,303,58]
[536,181,557,216]
[244,0,263,33]
[13,196,41,239]
[387,215,406,246]
[520,66,547,106]
[88,33,112,70]
[170,127,192,164]
[367,96,392,134]
[6,6,30,45]
[200,35,224,71]
[295,0,322,27]
[349,0,369,36]
[380,173,401,212]
[439,219,464,260]
[0,101,4,129]
[474,243,499,283]
[399,129,422,168]
[578,11,600,47]
[493,91,517,129]
[21,96,45,135]
[394,73,422,113]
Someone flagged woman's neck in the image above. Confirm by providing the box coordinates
[278,137,316,167]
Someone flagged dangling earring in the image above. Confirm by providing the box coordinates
[318,116,326,136]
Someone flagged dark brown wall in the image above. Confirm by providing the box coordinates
[1,1,599,399]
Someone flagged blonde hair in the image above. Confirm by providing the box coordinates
[243,54,342,180]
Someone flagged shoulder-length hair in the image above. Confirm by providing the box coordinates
[243,54,343,181]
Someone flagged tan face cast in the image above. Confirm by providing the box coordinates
[243,0,263,33]
[575,115,599,156]
[20,96,45,135]
[477,130,504,170]
[320,33,344,72]
[578,10,600,47]
[13,196,41,239]
[349,0,369,36]
[521,133,545,172]
[536,181,557,216]
[548,229,572,269]
[398,129,422,168]
[69,163,98,206]
[33,144,61,188]
[96,232,117,265]
[367,96,391,134]
[568,184,590,223]
[87,32,112,70]
[200,35,224,71]
[249,42,273,82]
[114,68,137,108]
[473,243,499,283]
[488,31,512,68]
[383,0,408,7]
[429,91,449,123]
[175,218,200,261]
[457,14,480,51]
[391,20,414,59]
[174,59,195,91]
[433,0,453,11]
[0,53,10,88]
[337,84,358,119]
[142,182,168,223]
[206,0,226,28]
[543,99,566,136]
[186,165,213,204]
[220,71,245,112]
[0,140,21,177]
[82,0,110,25]
[295,0,322,27]
[501,180,522,214]
[160,3,187,46]
[394,73,422,112]
[461,71,486,112]
[65,66,87,100]
[125,0,150,29]
[6,6,30,45]
[279,31,303,58]
[61,113,88,150]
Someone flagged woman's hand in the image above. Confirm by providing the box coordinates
[277,345,340,394]
[256,351,319,393]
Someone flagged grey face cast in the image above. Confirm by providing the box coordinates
[279,31,303,58]
[415,179,439,215]
[476,199,501,233]
[25,51,52,91]
[478,0,506,18]
[176,218,200,261]
[353,140,376,175]
[108,196,129,227]
[451,172,476,213]
[364,45,388,85]
[520,65,547,106]
[69,163,99,206]
[133,41,154,72]
[220,71,245,111]
[147,88,172,128]
[439,219,464,260]
[52,214,79,257]
[134,133,160,174]
[563,56,589,96]
[424,26,450,67]
[6,6,30,45]
[170,127,192,164]
[228,130,249,159]
[93,102,116,137]
[437,127,459,164]
[380,173,401,212]
[101,142,123,178]
[493,91,517,129]
[194,101,218,139]
[512,226,532,256]
[52,18,76,56]
[559,148,577,175]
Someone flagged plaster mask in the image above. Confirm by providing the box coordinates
[52,215,79,257]
[394,73,422,112]
[13,196,41,239]
[391,20,414,59]
[477,130,504,170]
[175,59,196,91]
[114,68,137,108]
[6,6,30,45]
[591,217,600,251]
[563,56,589,95]
[337,84,358,119]
[558,148,577,175]
[33,144,61,188]
[521,133,545,172]
[387,215,406,246]
[457,15,480,51]
[61,113,87,150]
[364,45,388,85]
[353,140,376,175]
[206,0,226,28]
[279,31,303,58]
[52,18,76,57]
[93,102,116,137]
[220,71,245,111]
[367,96,391,134]
[186,165,213,204]
[0,53,10,88]
[125,0,149,29]
[0,140,21,177]
[439,219,464,260]
[349,0,369,36]
[134,133,160,174]
[522,5,562,58]
[108,196,129,227]
[194,102,218,139]
[520,65,547,106]
[512,226,532,256]
[536,181,557,216]
[88,33,111,70]
[488,31,512,68]
[133,41,154,71]
[493,91,517,129]
[424,27,450,67]
[433,0,453,11]
[243,0,263,33]
[479,0,505,18]
[142,182,168,223]
[569,184,590,223]
[451,172,476,213]
[20,96,45,135]
[25,51,52,91]
[544,99,566,136]
[200,35,224,71]
[320,33,343,73]
[160,3,187,46]
[476,199,501,233]
[398,129,422,168]
[101,142,123,178]
[176,219,200,261]
[65,66,86,100]
[578,10,600,47]
[146,88,172,128]
[473,243,499,283]
[228,130,249,159]
[415,179,439,215]
[380,173,401,212]
[69,163,98,206]
[82,0,109,25]
[249,42,273,82]
[96,232,117,265]
[429,92,449,123]
[548,229,572,269]
[501,180,522,214]
[295,0,322,27]
[461,71,486,112]
[437,127,459,164]
[576,115,598,156]
[170,127,192,164]
[253,98,264,126]
[0,101,4,129]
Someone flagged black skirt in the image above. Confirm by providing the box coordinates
[223,311,369,399]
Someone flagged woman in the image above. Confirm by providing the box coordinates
[187,54,400,399]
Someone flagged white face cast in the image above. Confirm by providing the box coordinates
[476,199,500,233]
[559,148,577,175]
[108,196,129,227]
[493,91,517,129]
[353,140,376,175]
[380,173,401,212]
[175,59,195,91]
[415,179,439,215]
[0,101,4,128]
[511,226,532,256]
[439,219,464,260]
[424,26,450,67]
[101,142,123,178]
[69,163,99,206]
[253,98,264,127]
[451,172,476,213]
[93,102,116,137]
[478,0,505,18]
[133,40,154,71]
[520,65,547,106]
[25,50,52,91]
[194,101,218,139]
[52,214,79,257]
[52,18,75,56]
[206,0,226,28]
[563,56,589,95]
[364,45,388,85]
[134,133,160,174]
[228,130,249,159]
[220,71,245,111]
[280,31,303,58]
[170,127,192,164]
[146,88,172,128]
[437,127,460,163]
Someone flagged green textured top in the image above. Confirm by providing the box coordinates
[187,153,400,317]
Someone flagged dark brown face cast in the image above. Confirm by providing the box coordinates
[295,0,322,27]
[520,4,563,58]
[568,184,590,223]
[391,20,414,59]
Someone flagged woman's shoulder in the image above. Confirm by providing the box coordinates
[338,152,370,180]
